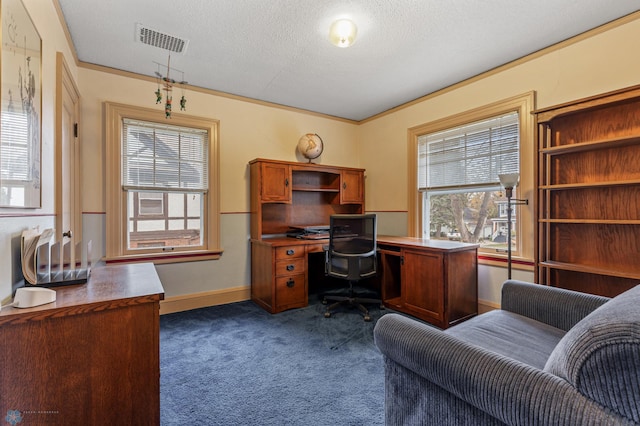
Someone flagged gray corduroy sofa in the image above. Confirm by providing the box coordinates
[373,280,640,425]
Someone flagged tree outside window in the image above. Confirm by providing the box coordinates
[425,190,515,252]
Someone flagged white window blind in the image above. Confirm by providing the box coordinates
[418,112,519,191]
[0,111,31,181]
[122,118,208,192]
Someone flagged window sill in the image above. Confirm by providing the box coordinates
[105,249,223,265]
[478,253,534,271]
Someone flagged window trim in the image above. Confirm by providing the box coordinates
[407,92,535,262]
[105,102,221,264]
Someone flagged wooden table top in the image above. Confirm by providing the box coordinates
[0,262,165,324]
[254,234,479,252]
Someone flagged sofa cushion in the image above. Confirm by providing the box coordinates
[445,310,566,369]
[544,284,640,423]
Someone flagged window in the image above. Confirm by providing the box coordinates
[419,113,518,251]
[105,103,221,263]
[137,192,164,216]
[408,93,535,260]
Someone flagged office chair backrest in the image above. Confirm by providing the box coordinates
[326,214,377,281]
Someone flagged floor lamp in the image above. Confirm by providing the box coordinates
[498,173,528,279]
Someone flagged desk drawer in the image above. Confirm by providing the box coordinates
[275,274,306,308]
[275,258,305,276]
[275,246,305,259]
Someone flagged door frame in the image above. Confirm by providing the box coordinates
[55,52,82,247]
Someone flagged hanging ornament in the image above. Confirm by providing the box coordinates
[153,55,188,119]
[154,63,163,104]
[179,70,187,111]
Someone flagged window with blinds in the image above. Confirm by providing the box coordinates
[105,102,221,263]
[121,118,209,251]
[418,112,519,191]
[416,111,521,251]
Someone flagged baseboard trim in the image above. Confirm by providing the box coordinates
[160,286,251,315]
[159,289,499,316]
[478,298,500,314]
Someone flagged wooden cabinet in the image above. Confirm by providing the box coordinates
[250,159,365,239]
[0,263,164,425]
[378,237,478,329]
[259,161,291,202]
[402,249,445,323]
[340,169,364,204]
[252,240,310,313]
[534,85,640,297]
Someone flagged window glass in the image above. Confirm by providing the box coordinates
[127,190,203,250]
[0,111,32,206]
[423,189,515,252]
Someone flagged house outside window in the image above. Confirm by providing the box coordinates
[105,103,221,263]
[408,93,535,260]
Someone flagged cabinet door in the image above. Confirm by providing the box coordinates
[340,170,364,204]
[261,162,291,202]
[402,249,445,325]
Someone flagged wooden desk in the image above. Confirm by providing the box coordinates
[0,263,165,425]
[251,236,478,328]
[376,236,478,329]
[248,159,478,328]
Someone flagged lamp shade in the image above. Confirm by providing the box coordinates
[498,173,520,189]
[329,19,357,48]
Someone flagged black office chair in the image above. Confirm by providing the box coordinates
[323,214,381,321]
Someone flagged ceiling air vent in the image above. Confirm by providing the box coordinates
[136,23,189,54]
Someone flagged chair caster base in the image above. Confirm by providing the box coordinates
[363,315,372,322]
[324,312,331,318]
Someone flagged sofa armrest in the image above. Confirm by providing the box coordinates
[501,280,610,331]
[374,313,631,425]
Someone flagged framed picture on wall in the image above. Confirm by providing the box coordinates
[0,0,42,208]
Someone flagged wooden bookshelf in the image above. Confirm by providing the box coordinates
[534,85,640,297]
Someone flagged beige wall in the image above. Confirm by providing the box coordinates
[1,5,639,309]
[0,0,78,303]
[77,67,361,299]
[359,13,640,307]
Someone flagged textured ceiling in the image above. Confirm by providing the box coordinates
[57,1,639,121]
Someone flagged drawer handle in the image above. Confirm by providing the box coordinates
[286,264,295,271]
[286,279,295,288]
[286,249,295,255]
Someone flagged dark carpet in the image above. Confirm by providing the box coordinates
[159,296,388,425]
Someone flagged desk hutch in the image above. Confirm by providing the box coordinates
[249,158,478,328]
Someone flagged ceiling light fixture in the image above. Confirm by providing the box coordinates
[329,19,357,48]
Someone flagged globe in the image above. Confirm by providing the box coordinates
[297,133,324,161]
